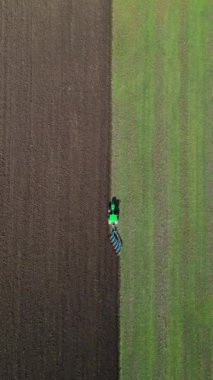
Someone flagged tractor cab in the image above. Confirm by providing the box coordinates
[108,213,118,225]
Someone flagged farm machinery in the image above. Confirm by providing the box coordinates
[108,197,123,255]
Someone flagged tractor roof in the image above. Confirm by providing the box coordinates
[108,214,118,222]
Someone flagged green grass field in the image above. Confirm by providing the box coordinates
[112,1,212,379]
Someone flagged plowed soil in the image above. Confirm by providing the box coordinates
[0,2,118,379]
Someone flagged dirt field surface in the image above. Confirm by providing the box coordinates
[0,1,119,379]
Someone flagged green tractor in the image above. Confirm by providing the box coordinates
[108,197,122,255]
[108,196,120,225]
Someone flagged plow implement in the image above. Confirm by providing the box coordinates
[109,225,123,256]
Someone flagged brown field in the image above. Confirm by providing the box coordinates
[0,1,119,379]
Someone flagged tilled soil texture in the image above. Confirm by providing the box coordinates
[0,2,118,379]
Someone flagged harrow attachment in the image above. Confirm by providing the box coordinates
[109,225,123,256]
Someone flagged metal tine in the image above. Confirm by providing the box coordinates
[113,239,118,246]
[116,242,121,250]
[114,242,120,250]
